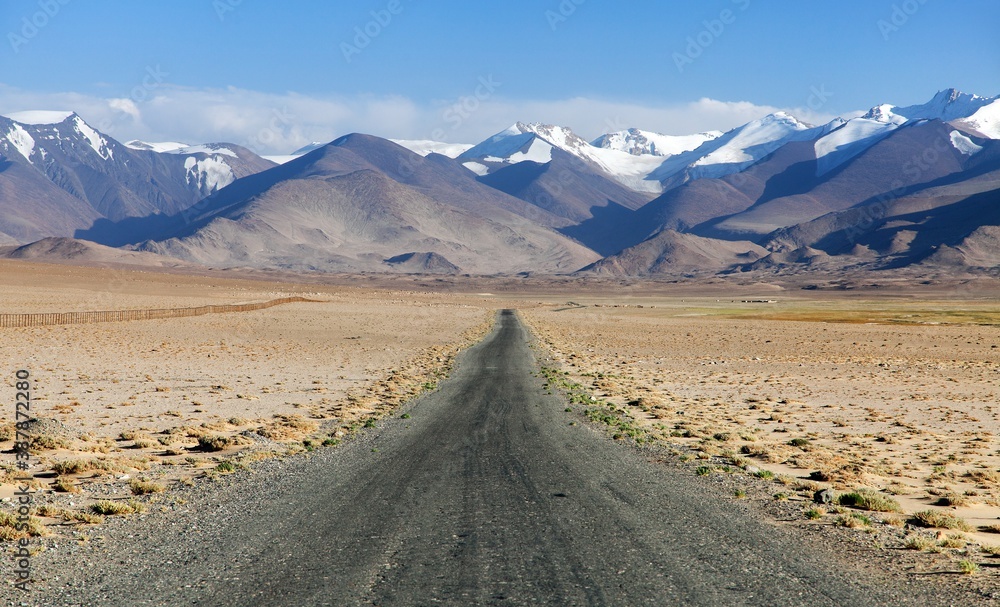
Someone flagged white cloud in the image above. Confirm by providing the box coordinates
[108,98,141,122]
[0,84,847,154]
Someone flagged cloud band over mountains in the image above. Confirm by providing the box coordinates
[0,83,841,155]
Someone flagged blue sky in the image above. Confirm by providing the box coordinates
[1,0,997,153]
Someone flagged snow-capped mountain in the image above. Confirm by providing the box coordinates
[954,98,1000,139]
[648,112,839,186]
[131,133,598,274]
[3,88,1000,277]
[389,139,473,158]
[701,113,822,169]
[461,114,844,194]
[812,116,889,175]
[591,128,722,157]
[1,111,117,163]
[0,111,274,243]
[0,112,273,204]
[813,89,1000,175]
[864,88,998,125]
[457,89,1000,198]
[459,122,666,193]
[126,141,259,192]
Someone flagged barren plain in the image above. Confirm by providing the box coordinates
[2,259,1000,593]
[0,260,494,512]
[523,288,1000,568]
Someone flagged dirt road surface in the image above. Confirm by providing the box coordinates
[27,311,960,606]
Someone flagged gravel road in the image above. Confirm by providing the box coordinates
[20,310,964,606]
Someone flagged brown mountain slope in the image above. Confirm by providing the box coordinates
[0,158,102,242]
[5,237,199,268]
[477,148,655,255]
[579,230,766,275]
[135,169,598,274]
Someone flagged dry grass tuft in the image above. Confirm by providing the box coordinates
[836,512,872,528]
[0,511,49,540]
[90,500,145,516]
[904,534,934,551]
[30,434,71,451]
[910,510,973,532]
[52,478,79,493]
[196,434,250,452]
[256,414,319,441]
[129,479,166,495]
[836,489,902,513]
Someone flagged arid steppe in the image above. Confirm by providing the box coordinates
[0,260,495,510]
[3,259,1000,591]
[523,291,1000,561]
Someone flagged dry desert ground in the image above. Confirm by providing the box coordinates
[521,289,1000,564]
[0,260,495,524]
[2,260,1000,580]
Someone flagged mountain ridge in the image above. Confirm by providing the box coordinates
[3,88,999,277]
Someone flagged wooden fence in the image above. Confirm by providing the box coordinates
[0,296,319,328]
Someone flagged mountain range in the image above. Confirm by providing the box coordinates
[1,88,998,276]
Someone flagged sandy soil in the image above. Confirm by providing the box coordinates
[5,257,1000,584]
[0,260,494,528]
[523,294,1000,564]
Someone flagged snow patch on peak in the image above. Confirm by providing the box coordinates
[262,155,300,165]
[481,137,553,164]
[814,117,897,176]
[2,110,75,125]
[4,123,36,163]
[592,128,722,157]
[125,140,190,153]
[291,142,326,155]
[460,128,543,162]
[954,99,1000,139]
[126,140,238,157]
[72,115,113,160]
[862,104,905,125]
[864,90,998,126]
[949,130,983,156]
[183,156,235,192]
[461,161,489,176]
[171,144,237,158]
[389,139,473,158]
[510,138,554,163]
[689,112,818,168]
